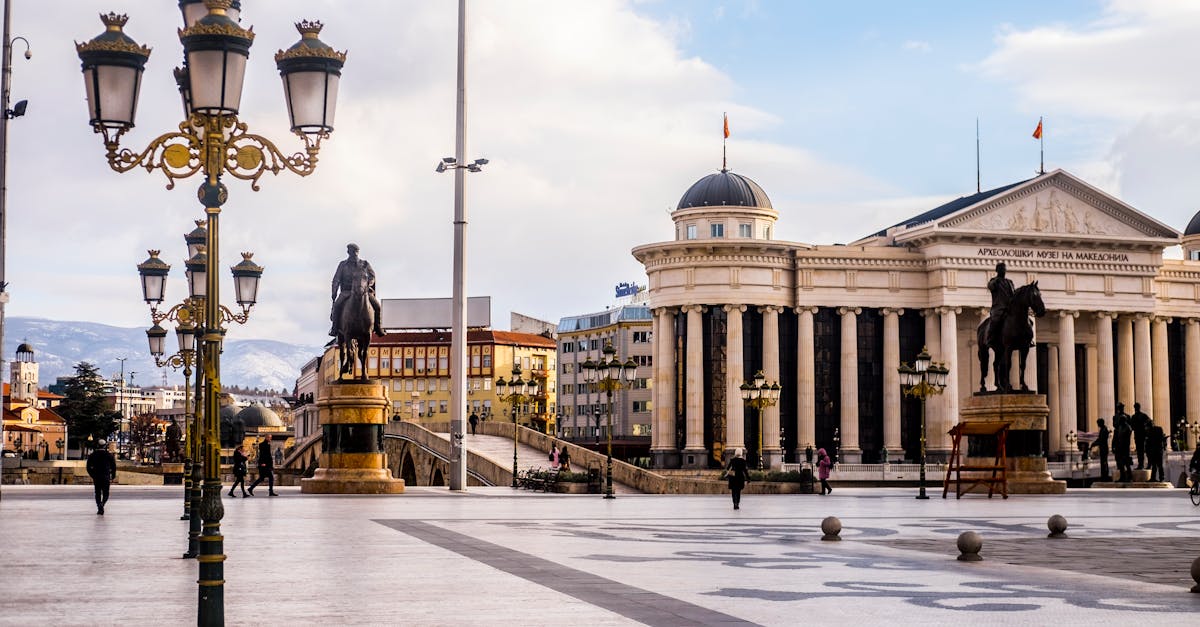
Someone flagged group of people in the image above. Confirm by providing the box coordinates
[1094,402,1168,483]
[721,447,835,510]
[229,437,278,497]
[548,442,571,471]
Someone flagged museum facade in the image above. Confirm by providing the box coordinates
[633,168,1200,469]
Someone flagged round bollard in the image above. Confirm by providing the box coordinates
[821,516,842,541]
[957,531,983,562]
[1047,514,1068,538]
[1191,556,1200,593]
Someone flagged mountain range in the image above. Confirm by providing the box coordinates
[3,317,322,392]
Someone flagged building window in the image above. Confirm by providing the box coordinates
[472,354,481,368]
[1192,250,1200,261]
[632,423,652,436]
[634,355,653,367]
[632,400,651,413]
[633,331,650,343]
[710,223,724,238]
[739,223,752,238]
[763,225,771,239]
[632,378,650,389]
[439,357,448,370]
[439,400,448,413]
[482,354,491,368]
[404,357,414,370]
[686,224,697,240]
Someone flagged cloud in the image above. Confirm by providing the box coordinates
[903,40,932,53]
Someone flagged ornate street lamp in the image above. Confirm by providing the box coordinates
[740,371,782,470]
[496,367,536,488]
[582,340,637,499]
[898,347,948,500]
[78,2,343,623]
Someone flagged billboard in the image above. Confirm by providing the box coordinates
[379,297,491,330]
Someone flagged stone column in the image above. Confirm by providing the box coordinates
[882,308,903,454]
[1095,312,1116,424]
[1026,316,1039,393]
[1188,319,1200,449]
[724,304,746,460]
[1117,316,1134,408]
[683,305,707,467]
[921,309,942,458]
[1056,311,1078,455]
[795,307,817,452]
[760,306,783,468]
[651,307,677,467]
[935,307,960,453]
[838,307,862,462]
[1047,344,1060,460]
[1151,316,1171,432]
[1134,313,1153,419]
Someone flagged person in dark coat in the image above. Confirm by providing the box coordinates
[228,445,249,497]
[468,412,479,435]
[817,447,833,495]
[725,449,750,510]
[1112,408,1133,482]
[86,439,118,515]
[1090,418,1111,481]
[1145,425,1166,482]
[558,445,571,471]
[247,438,277,496]
[1131,402,1151,469]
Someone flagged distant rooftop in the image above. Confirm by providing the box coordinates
[558,305,651,333]
[869,177,1034,238]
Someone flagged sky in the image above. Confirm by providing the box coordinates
[6,0,1200,346]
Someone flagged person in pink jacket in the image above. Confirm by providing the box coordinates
[817,447,832,495]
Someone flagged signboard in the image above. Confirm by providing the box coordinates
[614,282,641,298]
[379,297,491,330]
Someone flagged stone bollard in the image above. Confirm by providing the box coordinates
[1191,556,1200,593]
[1047,514,1068,538]
[957,531,983,562]
[821,516,842,541]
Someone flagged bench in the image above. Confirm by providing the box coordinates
[516,467,561,492]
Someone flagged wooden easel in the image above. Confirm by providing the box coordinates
[943,421,1010,499]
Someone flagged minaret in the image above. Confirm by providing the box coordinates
[9,342,38,406]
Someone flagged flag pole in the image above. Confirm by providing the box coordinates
[1039,116,1044,175]
[976,117,981,193]
[722,112,728,171]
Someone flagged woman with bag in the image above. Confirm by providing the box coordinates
[725,449,750,510]
[817,448,833,495]
[228,445,248,497]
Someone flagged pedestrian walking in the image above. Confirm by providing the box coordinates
[1131,402,1151,470]
[1090,418,1111,481]
[1145,424,1166,483]
[247,438,277,496]
[550,443,559,467]
[817,447,833,495]
[558,445,571,472]
[469,412,479,435]
[228,445,249,497]
[86,439,118,515]
[1113,407,1133,482]
[725,449,750,510]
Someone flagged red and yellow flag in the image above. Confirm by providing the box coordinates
[723,113,730,139]
[1032,118,1043,139]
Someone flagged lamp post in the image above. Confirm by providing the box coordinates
[739,370,781,470]
[496,366,538,488]
[898,346,948,500]
[1066,430,1078,480]
[77,2,338,623]
[581,340,637,499]
[1189,420,1200,451]
[56,438,64,460]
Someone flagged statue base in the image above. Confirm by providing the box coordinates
[961,393,1066,495]
[301,381,405,495]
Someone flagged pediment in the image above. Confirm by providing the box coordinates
[938,171,1178,241]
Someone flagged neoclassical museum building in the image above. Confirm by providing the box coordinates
[633,168,1200,469]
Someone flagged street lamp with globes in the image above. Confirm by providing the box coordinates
[581,340,637,499]
[898,347,948,500]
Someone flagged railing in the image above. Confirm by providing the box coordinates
[783,462,949,481]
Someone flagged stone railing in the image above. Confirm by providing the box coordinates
[385,420,506,487]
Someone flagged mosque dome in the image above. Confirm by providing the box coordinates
[16,342,34,355]
[1185,209,1200,236]
[677,170,772,210]
[220,404,240,422]
[235,403,283,428]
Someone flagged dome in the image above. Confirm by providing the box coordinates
[1185,210,1200,236]
[235,404,283,428]
[16,342,34,355]
[677,170,772,210]
[220,404,240,422]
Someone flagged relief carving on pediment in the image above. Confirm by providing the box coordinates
[954,188,1141,236]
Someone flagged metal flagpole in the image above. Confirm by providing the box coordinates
[975,118,981,193]
[449,0,469,491]
[1039,116,1044,175]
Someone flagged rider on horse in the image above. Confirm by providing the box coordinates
[330,243,385,338]
[986,262,1014,349]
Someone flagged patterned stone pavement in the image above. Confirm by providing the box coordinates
[1,485,1197,626]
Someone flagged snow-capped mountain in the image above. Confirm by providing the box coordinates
[3,317,321,391]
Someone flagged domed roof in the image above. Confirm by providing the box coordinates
[1185,209,1200,236]
[220,404,240,421]
[677,170,772,210]
[235,404,283,428]
[16,342,34,355]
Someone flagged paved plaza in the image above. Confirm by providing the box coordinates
[1,485,1198,626]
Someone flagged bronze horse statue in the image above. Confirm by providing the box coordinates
[335,274,374,381]
[976,281,1046,392]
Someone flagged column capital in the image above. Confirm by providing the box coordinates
[1057,310,1079,319]
[794,306,819,315]
[934,306,961,316]
[1187,318,1200,327]
[1094,311,1118,321]
[837,306,862,316]
[880,307,905,317]
[722,304,747,314]
[1152,315,1172,324]
[680,304,707,314]
[651,306,676,317]
[1134,312,1153,321]
[757,305,784,315]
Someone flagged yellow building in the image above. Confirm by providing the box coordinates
[321,330,558,433]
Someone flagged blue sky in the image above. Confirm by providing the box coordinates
[6,0,1200,350]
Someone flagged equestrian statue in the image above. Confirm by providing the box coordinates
[330,243,386,380]
[976,262,1046,393]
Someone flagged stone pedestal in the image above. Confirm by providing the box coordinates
[301,381,405,495]
[960,393,1066,495]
